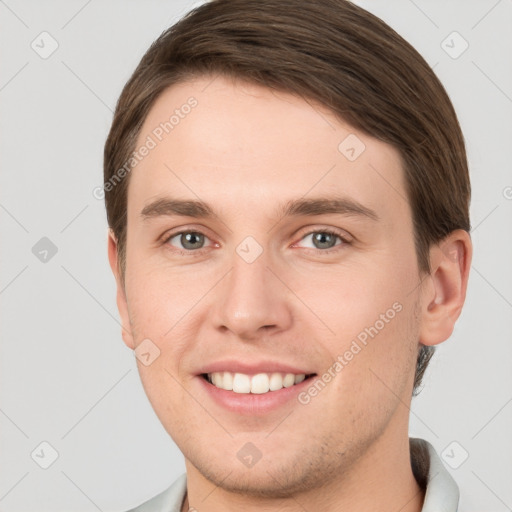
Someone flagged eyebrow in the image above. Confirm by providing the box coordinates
[140,196,380,222]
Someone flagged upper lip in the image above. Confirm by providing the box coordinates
[197,360,315,376]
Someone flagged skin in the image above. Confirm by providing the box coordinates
[108,75,472,512]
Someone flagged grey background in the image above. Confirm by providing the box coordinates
[0,0,511,510]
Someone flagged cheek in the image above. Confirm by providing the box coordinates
[303,262,420,405]
[339,297,419,410]
[123,263,193,372]
[125,253,191,325]
[125,266,198,423]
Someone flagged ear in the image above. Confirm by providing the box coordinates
[419,229,472,346]
[108,229,135,350]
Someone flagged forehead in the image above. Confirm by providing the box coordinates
[128,75,409,224]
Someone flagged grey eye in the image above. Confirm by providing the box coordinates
[300,231,342,250]
[169,232,206,250]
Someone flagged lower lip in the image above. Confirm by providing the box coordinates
[197,375,316,415]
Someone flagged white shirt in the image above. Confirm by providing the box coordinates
[126,437,459,511]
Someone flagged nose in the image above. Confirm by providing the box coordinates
[211,247,293,341]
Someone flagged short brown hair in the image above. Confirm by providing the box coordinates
[103,0,471,395]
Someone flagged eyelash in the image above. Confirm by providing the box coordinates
[160,228,352,257]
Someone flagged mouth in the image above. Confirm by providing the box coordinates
[201,371,317,394]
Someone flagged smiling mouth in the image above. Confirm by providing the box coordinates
[201,371,317,394]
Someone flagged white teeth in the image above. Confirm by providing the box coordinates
[250,373,270,394]
[207,371,308,394]
[212,372,222,387]
[232,373,251,393]
[269,372,284,391]
[283,373,295,387]
[222,371,233,391]
[294,374,306,384]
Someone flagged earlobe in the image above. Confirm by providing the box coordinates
[107,230,136,350]
[419,230,472,347]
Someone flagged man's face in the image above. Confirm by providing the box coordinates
[113,75,427,495]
